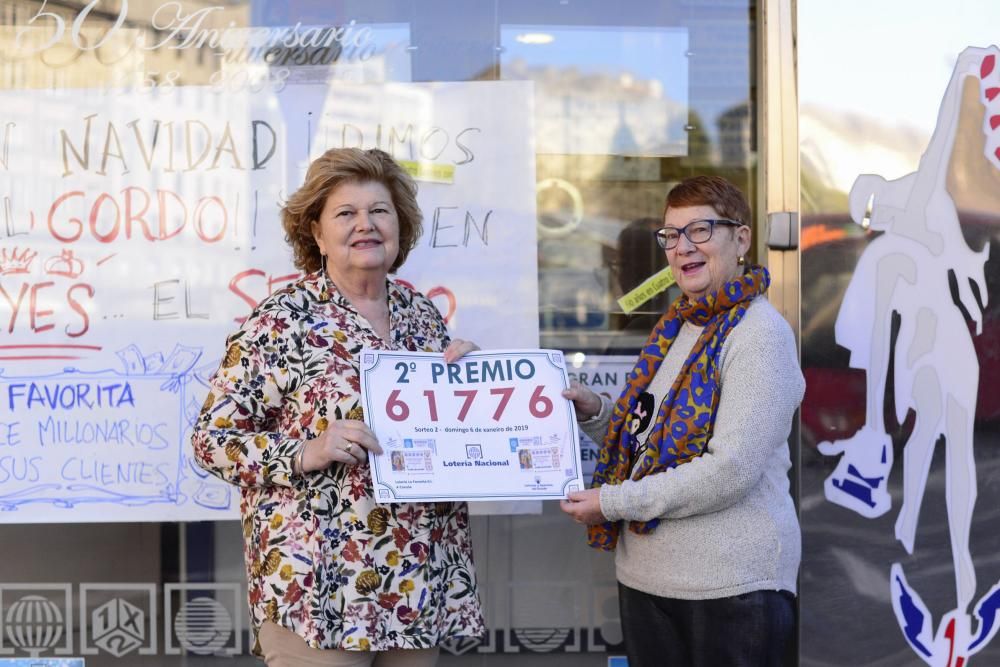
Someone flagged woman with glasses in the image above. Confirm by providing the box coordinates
[192,148,485,666]
[560,175,804,667]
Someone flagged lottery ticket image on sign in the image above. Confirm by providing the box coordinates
[359,349,584,502]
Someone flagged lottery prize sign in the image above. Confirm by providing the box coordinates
[360,349,584,502]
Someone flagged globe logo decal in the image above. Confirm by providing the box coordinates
[173,596,232,655]
[513,627,572,652]
[5,595,64,657]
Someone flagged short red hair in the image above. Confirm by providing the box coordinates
[664,176,751,228]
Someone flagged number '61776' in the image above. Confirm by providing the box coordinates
[385,387,553,422]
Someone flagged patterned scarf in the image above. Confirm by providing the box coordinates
[587,266,770,551]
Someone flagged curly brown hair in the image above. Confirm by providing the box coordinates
[663,175,752,229]
[281,148,423,273]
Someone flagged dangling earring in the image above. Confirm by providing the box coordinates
[737,255,745,266]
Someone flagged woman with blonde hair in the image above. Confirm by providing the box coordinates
[193,148,485,666]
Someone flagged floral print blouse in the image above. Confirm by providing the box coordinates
[192,270,485,653]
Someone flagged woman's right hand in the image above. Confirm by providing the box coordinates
[561,381,603,421]
[300,419,383,473]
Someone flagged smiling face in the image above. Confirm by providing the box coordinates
[311,180,400,282]
[663,204,751,301]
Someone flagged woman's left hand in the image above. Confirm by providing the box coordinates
[560,488,607,525]
[443,339,480,363]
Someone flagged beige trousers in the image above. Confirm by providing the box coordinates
[258,622,441,667]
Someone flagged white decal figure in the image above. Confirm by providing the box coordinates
[820,46,1000,667]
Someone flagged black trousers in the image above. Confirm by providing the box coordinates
[618,583,795,667]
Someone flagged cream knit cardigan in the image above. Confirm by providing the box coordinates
[581,296,805,599]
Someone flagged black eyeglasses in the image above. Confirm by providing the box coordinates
[655,219,745,250]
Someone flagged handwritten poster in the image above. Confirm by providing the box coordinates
[0,80,538,522]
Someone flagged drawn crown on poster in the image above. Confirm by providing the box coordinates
[0,246,37,275]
